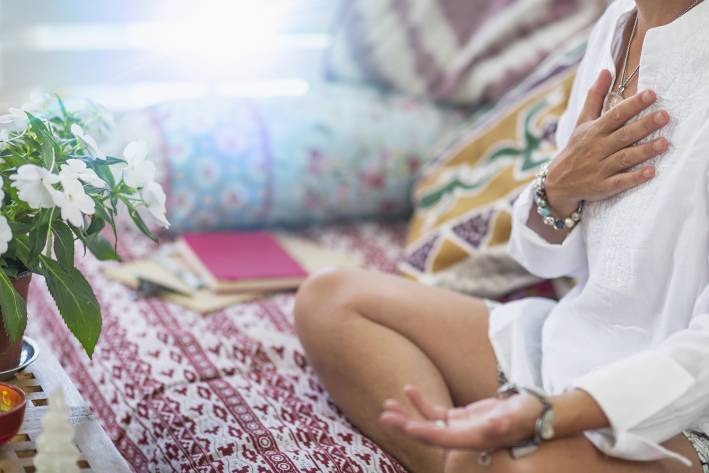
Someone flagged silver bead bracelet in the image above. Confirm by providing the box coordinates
[533,165,584,231]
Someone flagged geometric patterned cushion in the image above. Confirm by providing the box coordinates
[399,35,586,298]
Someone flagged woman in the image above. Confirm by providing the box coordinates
[294,0,709,471]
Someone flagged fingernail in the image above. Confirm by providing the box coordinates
[653,140,667,152]
[643,90,655,103]
[643,168,655,178]
[655,112,669,124]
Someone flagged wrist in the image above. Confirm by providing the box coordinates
[542,173,580,217]
[516,393,545,440]
[548,389,610,438]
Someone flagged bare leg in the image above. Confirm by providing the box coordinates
[445,434,703,473]
[294,268,499,473]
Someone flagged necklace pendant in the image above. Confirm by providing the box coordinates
[603,91,624,114]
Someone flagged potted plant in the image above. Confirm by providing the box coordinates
[0,95,169,371]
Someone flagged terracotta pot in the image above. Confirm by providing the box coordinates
[0,273,32,373]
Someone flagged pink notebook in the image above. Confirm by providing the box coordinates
[180,231,308,293]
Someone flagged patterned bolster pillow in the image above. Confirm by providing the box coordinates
[106,83,461,232]
[326,0,606,106]
[399,31,588,298]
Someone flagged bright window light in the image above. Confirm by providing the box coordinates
[25,1,331,61]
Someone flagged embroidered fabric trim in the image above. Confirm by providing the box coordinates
[684,430,709,473]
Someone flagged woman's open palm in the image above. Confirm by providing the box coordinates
[379,385,541,450]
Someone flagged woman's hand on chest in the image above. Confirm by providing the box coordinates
[544,69,670,216]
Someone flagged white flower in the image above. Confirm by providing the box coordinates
[119,141,155,188]
[0,216,12,256]
[0,108,29,133]
[71,123,106,160]
[10,165,60,209]
[21,93,53,115]
[60,159,105,188]
[53,177,95,227]
[141,181,169,228]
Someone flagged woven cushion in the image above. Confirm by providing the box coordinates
[327,0,604,106]
[399,34,587,298]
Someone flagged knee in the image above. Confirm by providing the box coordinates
[294,267,363,341]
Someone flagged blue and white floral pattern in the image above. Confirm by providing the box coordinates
[111,83,461,232]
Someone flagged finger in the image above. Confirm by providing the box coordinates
[605,110,669,151]
[403,420,482,449]
[448,407,471,420]
[404,385,448,421]
[382,399,411,418]
[598,89,657,134]
[577,69,613,124]
[602,166,656,196]
[603,138,668,175]
[380,411,409,431]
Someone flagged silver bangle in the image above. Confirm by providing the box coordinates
[477,383,556,466]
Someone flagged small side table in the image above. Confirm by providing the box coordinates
[0,340,131,473]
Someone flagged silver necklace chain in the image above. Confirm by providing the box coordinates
[616,0,702,97]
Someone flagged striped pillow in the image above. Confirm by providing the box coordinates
[327,0,605,105]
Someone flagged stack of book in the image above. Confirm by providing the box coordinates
[104,231,359,314]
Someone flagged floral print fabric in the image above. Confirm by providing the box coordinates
[110,83,461,232]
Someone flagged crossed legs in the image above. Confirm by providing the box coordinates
[294,267,500,472]
[294,268,701,473]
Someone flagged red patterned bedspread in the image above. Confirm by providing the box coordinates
[27,221,410,473]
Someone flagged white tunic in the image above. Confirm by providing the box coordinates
[489,0,709,465]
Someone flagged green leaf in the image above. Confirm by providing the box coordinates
[100,156,126,166]
[55,94,68,118]
[9,221,32,236]
[28,223,48,264]
[53,221,75,270]
[90,202,118,248]
[40,256,102,357]
[86,214,105,235]
[86,233,120,262]
[27,113,49,135]
[11,236,39,273]
[0,270,27,344]
[29,209,52,232]
[1,154,28,170]
[88,160,116,188]
[125,202,158,243]
[27,113,58,169]
[41,139,56,169]
[2,267,19,279]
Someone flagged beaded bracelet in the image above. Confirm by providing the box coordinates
[533,165,584,231]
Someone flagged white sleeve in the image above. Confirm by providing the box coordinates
[506,6,614,281]
[569,283,709,466]
[506,64,589,280]
[506,183,587,279]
